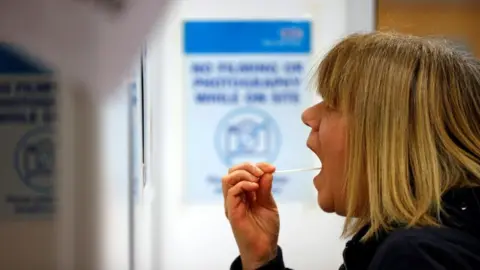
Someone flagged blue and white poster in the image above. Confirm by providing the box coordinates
[184,20,316,203]
[0,44,56,220]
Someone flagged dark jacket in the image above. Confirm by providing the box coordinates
[230,187,480,270]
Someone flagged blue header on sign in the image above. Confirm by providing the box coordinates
[0,43,52,75]
[184,21,311,54]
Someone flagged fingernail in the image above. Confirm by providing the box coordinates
[250,163,264,176]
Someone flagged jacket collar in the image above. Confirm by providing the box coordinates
[341,186,480,270]
[440,186,480,240]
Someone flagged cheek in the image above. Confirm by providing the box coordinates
[318,119,346,157]
[317,117,348,213]
[320,119,347,182]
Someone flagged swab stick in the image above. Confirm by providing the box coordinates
[275,167,321,174]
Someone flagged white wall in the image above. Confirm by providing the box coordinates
[146,0,374,269]
[98,81,131,270]
[56,78,131,270]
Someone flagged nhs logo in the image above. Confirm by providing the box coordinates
[280,27,305,41]
[262,24,308,49]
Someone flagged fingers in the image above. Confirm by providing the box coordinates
[222,170,259,200]
[256,173,276,207]
[228,162,265,176]
[225,181,259,219]
[222,162,276,218]
[227,181,259,197]
[256,162,276,174]
[227,170,260,185]
[223,162,272,200]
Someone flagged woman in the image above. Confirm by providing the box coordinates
[222,32,480,270]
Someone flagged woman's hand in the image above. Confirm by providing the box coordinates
[222,162,279,269]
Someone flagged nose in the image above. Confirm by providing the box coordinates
[301,105,316,128]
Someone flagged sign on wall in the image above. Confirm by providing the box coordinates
[184,20,316,203]
[0,44,56,220]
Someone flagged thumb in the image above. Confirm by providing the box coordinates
[256,173,276,208]
[256,162,276,174]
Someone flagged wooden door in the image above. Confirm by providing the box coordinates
[377,0,480,57]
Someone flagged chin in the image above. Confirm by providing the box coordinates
[318,204,347,217]
[319,205,336,213]
[317,196,335,213]
[334,209,347,217]
[317,197,347,216]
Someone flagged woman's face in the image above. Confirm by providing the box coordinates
[302,101,348,215]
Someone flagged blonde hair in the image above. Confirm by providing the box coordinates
[316,32,480,240]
